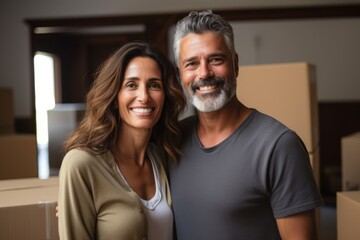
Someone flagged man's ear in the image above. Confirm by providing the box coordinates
[234,53,239,77]
[176,67,182,83]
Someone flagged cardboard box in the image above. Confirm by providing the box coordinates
[0,177,59,191]
[48,103,85,171]
[341,132,360,191]
[237,62,319,153]
[237,62,320,186]
[0,183,59,240]
[0,134,38,180]
[337,191,360,240]
[0,88,15,134]
[309,147,320,187]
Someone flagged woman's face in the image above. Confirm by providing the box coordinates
[117,56,165,130]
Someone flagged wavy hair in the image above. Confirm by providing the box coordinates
[173,10,236,65]
[64,42,186,162]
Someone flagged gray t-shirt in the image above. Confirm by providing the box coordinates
[169,110,323,240]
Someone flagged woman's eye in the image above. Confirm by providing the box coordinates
[125,82,137,89]
[149,82,162,89]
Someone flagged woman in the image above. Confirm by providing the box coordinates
[58,42,186,240]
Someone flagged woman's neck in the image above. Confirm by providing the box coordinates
[113,124,152,167]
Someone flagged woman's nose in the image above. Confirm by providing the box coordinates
[138,86,150,103]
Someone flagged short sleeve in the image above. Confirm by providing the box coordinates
[268,131,323,218]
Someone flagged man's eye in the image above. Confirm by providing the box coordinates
[210,58,224,64]
[185,62,198,69]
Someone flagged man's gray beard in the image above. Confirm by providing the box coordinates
[188,84,236,113]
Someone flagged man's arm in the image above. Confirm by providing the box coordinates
[276,209,318,240]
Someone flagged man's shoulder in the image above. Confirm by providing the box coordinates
[250,109,289,131]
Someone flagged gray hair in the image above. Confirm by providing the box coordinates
[173,10,236,65]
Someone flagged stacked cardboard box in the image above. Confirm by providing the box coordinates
[0,90,58,239]
[47,103,85,172]
[0,177,59,240]
[0,176,59,191]
[341,131,360,191]
[237,63,321,235]
[0,88,38,180]
[0,88,15,134]
[0,134,38,180]
[237,62,320,185]
[337,191,360,240]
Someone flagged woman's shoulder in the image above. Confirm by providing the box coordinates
[61,148,99,170]
[60,149,117,187]
[64,148,95,160]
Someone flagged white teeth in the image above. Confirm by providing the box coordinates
[199,85,216,91]
[131,108,153,113]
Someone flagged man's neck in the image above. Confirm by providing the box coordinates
[196,97,251,148]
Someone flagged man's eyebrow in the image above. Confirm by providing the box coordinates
[208,53,227,58]
[181,56,198,65]
[181,53,227,65]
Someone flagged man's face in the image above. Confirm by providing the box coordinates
[178,32,238,112]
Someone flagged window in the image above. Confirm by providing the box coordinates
[34,52,59,178]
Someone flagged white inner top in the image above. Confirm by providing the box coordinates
[116,154,173,240]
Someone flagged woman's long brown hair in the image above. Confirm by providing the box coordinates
[64,42,186,162]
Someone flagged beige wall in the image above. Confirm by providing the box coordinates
[1,0,360,117]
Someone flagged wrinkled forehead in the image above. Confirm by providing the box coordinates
[179,32,230,60]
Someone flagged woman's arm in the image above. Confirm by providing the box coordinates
[58,150,96,239]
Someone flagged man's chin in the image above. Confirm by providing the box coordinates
[192,99,226,112]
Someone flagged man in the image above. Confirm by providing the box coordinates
[169,10,323,240]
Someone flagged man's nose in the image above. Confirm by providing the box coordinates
[198,62,214,79]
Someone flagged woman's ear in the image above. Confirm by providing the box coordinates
[112,100,118,109]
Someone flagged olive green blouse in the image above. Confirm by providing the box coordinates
[58,144,170,240]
